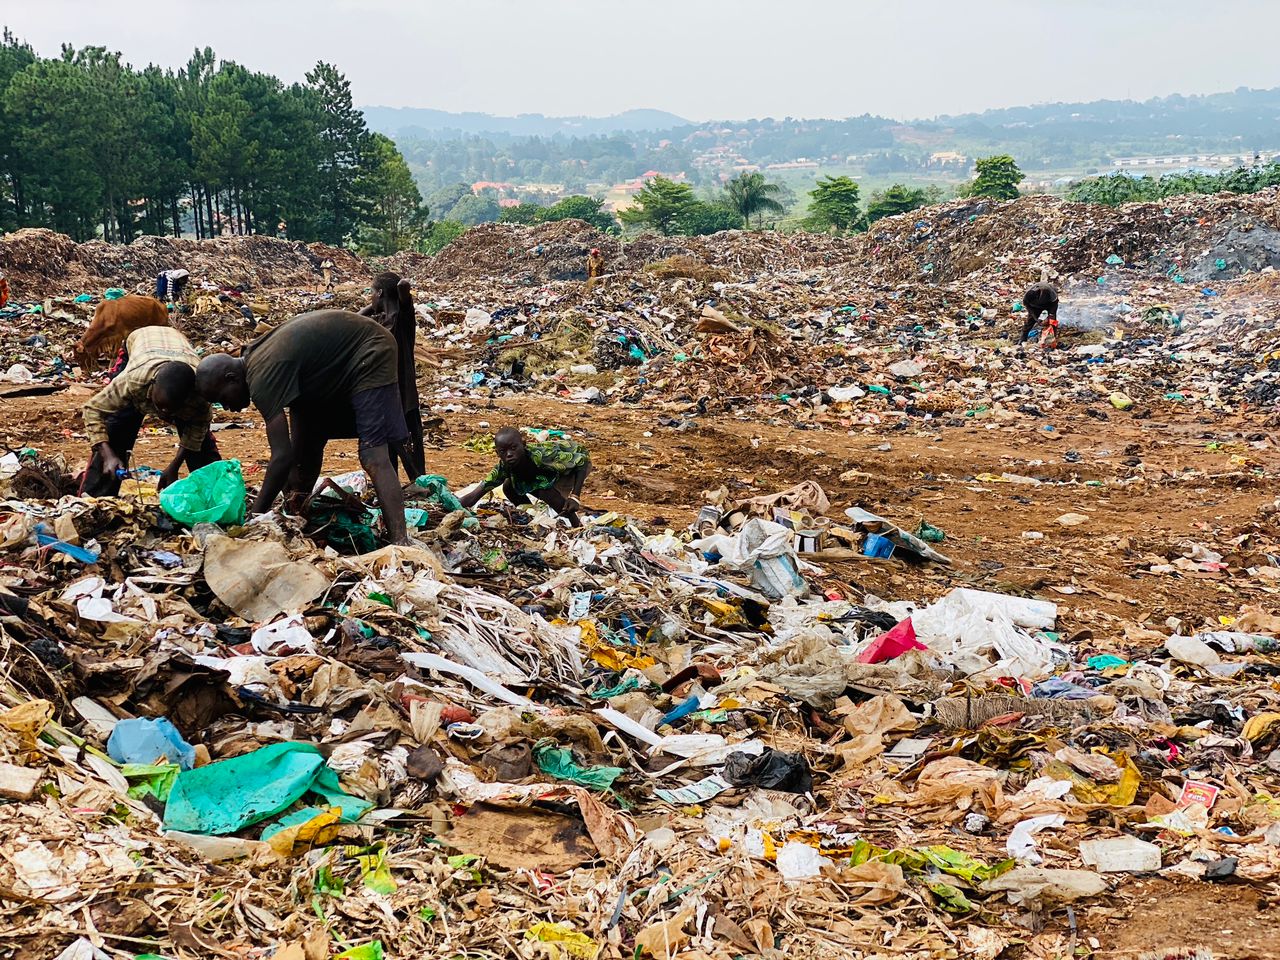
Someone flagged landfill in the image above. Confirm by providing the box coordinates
[0,189,1279,960]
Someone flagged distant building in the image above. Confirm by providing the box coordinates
[1110,151,1279,170]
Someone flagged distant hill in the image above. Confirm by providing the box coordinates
[388,86,1280,203]
[930,86,1280,135]
[361,106,689,139]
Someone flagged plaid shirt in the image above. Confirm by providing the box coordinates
[482,439,590,495]
[82,327,211,451]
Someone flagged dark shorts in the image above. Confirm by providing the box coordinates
[351,383,409,451]
[291,383,408,452]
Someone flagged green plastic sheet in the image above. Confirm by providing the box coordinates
[413,474,465,513]
[122,762,180,802]
[159,459,247,527]
[163,742,371,835]
[533,742,623,791]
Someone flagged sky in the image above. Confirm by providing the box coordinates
[6,0,1280,121]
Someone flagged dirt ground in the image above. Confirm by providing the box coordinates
[5,381,1280,958]
[11,382,1277,633]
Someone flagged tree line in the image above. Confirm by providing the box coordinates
[0,31,425,254]
[618,157,1025,237]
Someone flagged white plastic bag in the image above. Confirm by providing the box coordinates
[911,588,1060,678]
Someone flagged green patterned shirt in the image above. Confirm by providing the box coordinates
[482,440,590,495]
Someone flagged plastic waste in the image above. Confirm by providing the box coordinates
[776,840,833,880]
[723,747,812,793]
[106,717,195,770]
[159,459,247,527]
[1006,815,1065,864]
[863,533,895,559]
[524,922,599,959]
[857,618,927,664]
[250,615,318,655]
[1166,634,1221,667]
[980,867,1108,906]
[826,385,866,402]
[911,588,1060,678]
[163,741,372,835]
[532,742,623,790]
[690,518,806,599]
[414,474,466,513]
[1079,836,1161,873]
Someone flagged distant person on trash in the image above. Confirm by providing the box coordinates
[155,269,190,306]
[80,326,219,496]
[358,272,425,480]
[194,310,413,545]
[1021,278,1059,345]
[458,427,591,527]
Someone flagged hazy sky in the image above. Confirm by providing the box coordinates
[6,1,1280,120]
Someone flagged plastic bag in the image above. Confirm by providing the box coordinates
[163,741,371,835]
[691,518,807,599]
[532,741,622,791]
[107,717,195,770]
[724,748,813,793]
[160,459,247,527]
[414,474,465,513]
[911,588,1061,678]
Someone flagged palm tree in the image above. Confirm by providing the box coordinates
[724,171,785,229]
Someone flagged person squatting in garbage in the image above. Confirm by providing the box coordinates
[458,427,591,527]
[1021,279,1060,346]
[155,268,190,306]
[358,272,426,480]
[195,310,413,545]
[81,326,220,495]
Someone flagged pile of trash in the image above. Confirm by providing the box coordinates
[847,189,1280,287]
[0,227,365,298]
[2,457,1280,959]
[423,221,624,285]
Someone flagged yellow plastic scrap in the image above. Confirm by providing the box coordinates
[579,620,655,671]
[697,597,750,628]
[523,921,600,960]
[0,699,54,747]
[1043,748,1140,806]
[266,807,342,858]
[1242,712,1280,742]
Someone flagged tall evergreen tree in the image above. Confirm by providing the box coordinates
[305,61,370,244]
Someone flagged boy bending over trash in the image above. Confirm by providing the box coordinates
[81,326,219,495]
[458,427,591,527]
[195,310,412,545]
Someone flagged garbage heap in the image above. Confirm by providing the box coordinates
[2,461,1280,960]
[0,227,366,296]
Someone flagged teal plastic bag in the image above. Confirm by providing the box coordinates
[163,741,371,835]
[413,474,465,513]
[160,459,247,527]
[533,742,623,791]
